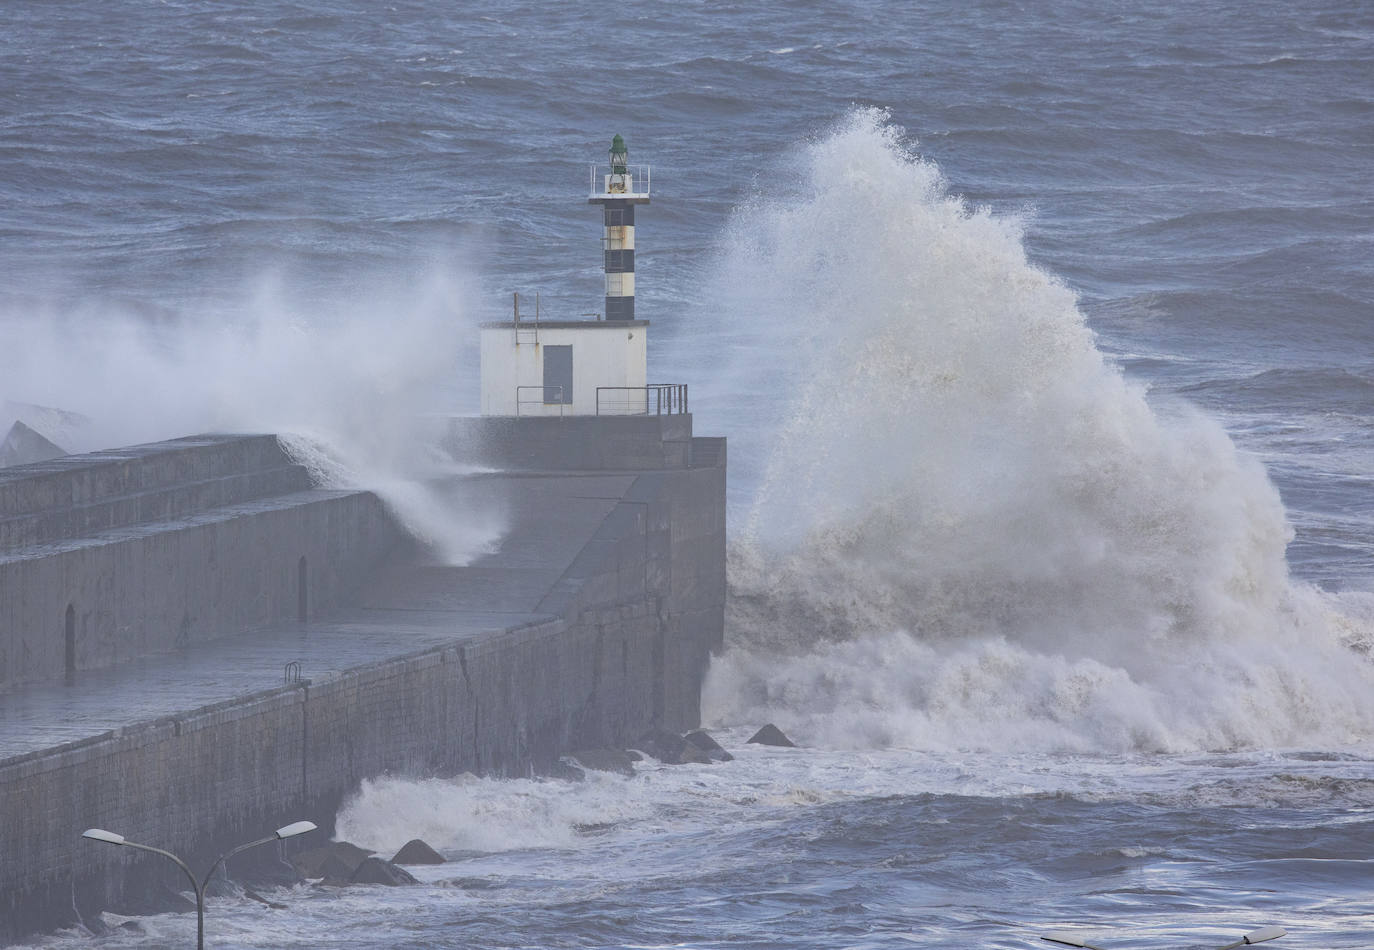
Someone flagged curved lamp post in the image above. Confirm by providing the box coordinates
[82,820,316,949]
[1044,925,1286,950]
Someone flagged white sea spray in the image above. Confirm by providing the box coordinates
[696,110,1374,753]
[0,267,502,565]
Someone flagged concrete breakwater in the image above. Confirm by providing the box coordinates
[0,418,725,942]
[0,434,400,689]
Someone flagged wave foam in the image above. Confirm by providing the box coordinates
[334,771,658,855]
[696,109,1374,752]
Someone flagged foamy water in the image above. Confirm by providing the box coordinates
[5,0,1374,946]
[21,742,1374,949]
[697,112,1374,756]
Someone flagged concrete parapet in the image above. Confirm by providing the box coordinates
[0,434,311,551]
[0,435,400,690]
[445,414,695,471]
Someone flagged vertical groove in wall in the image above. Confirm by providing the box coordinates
[297,556,308,623]
[652,594,666,726]
[63,604,75,679]
[300,683,309,806]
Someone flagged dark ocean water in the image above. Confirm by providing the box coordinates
[3,1,1373,948]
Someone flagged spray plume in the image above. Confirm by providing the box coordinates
[0,266,502,564]
[696,109,1374,753]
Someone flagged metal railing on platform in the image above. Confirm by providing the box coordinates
[588,163,651,198]
[595,384,688,416]
[516,386,566,417]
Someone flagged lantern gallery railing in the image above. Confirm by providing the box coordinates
[589,163,651,199]
[596,384,688,416]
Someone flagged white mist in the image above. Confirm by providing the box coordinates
[0,267,503,565]
[696,110,1374,753]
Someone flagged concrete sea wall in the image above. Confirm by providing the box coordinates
[0,435,400,689]
[2,611,659,935]
[0,423,726,942]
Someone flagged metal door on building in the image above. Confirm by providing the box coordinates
[543,345,573,404]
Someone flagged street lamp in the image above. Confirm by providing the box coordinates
[1043,925,1286,950]
[82,820,316,949]
[1218,927,1288,950]
[1042,933,1109,950]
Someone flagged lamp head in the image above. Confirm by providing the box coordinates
[609,134,628,174]
[1042,933,1106,950]
[274,820,317,840]
[82,828,126,845]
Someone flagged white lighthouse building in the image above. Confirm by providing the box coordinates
[480,136,682,417]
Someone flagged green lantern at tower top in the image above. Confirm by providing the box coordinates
[609,134,628,175]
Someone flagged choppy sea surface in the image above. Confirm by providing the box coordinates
[3,1,1373,948]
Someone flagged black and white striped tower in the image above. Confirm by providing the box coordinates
[589,134,650,321]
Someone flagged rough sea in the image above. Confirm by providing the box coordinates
[3,1,1373,948]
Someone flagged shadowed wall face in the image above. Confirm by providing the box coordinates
[64,604,74,677]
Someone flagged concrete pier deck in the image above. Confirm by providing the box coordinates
[0,610,538,761]
[0,471,636,761]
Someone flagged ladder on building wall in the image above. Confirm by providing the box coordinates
[513,292,540,345]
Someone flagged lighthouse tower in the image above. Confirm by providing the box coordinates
[589,134,650,321]
[479,136,674,417]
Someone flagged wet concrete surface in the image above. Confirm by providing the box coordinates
[0,608,548,760]
[0,471,637,762]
